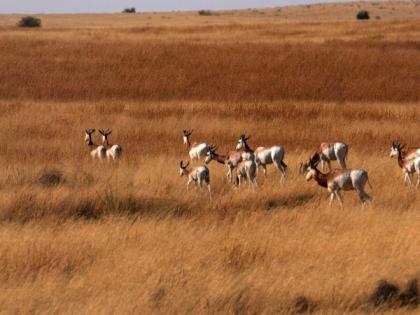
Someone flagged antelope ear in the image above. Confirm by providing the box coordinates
[85,129,89,134]
[185,161,190,168]
[99,129,104,135]
[107,129,112,135]
[91,129,95,133]
[179,161,183,167]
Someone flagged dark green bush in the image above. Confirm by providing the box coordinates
[356,10,370,20]
[198,10,213,16]
[17,16,41,28]
[122,7,136,13]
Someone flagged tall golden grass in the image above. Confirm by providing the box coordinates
[0,3,419,313]
[0,35,419,102]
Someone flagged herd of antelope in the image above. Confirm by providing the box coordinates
[84,129,123,161]
[84,128,420,207]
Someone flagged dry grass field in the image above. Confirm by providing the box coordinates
[0,1,419,314]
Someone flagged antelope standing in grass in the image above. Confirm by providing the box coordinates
[318,142,348,171]
[234,160,257,187]
[236,134,287,181]
[179,161,211,198]
[183,129,211,161]
[99,129,123,161]
[205,145,242,182]
[85,129,106,160]
[390,141,420,187]
[304,153,372,207]
[390,141,420,160]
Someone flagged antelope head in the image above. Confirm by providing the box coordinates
[305,153,320,181]
[179,160,190,176]
[183,129,192,145]
[236,133,250,150]
[99,129,112,146]
[85,128,95,146]
[205,145,217,164]
[390,141,405,158]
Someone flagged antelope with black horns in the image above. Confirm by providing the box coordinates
[99,129,123,161]
[183,129,211,162]
[236,133,287,182]
[179,160,211,198]
[205,144,242,183]
[304,153,372,207]
[390,141,420,187]
[84,128,106,160]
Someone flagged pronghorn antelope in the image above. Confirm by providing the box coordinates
[183,129,211,161]
[318,142,348,171]
[85,128,95,145]
[179,160,211,198]
[99,129,123,161]
[205,145,242,182]
[236,134,287,181]
[390,141,420,160]
[234,160,257,187]
[84,129,106,160]
[304,153,372,207]
[390,141,420,187]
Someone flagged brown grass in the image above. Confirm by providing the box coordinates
[0,2,419,314]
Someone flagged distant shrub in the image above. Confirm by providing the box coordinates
[370,280,399,307]
[122,7,136,13]
[356,10,370,20]
[198,10,213,16]
[294,296,315,313]
[37,169,64,187]
[17,16,41,28]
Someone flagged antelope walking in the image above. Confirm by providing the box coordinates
[390,141,420,187]
[234,160,257,187]
[99,129,123,161]
[236,134,287,181]
[179,161,211,198]
[84,128,106,160]
[318,142,348,171]
[304,153,372,207]
[183,129,211,161]
[205,145,242,183]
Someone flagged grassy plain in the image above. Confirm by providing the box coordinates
[0,1,419,313]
